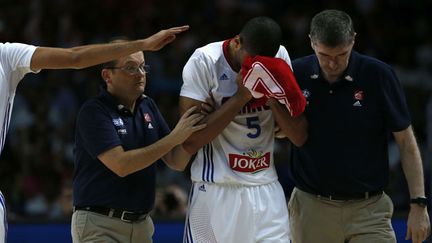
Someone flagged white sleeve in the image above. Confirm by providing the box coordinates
[276,45,293,70]
[1,43,38,87]
[180,50,213,102]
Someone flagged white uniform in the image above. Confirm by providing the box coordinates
[181,41,292,243]
[0,42,38,243]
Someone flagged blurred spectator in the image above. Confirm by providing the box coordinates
[154,184,188,220]
[49,182,73,219]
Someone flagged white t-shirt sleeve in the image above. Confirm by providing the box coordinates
[276,45,293,70]
[1,42,39,87]
[180,50,213,102]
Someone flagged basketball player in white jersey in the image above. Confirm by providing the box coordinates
[0,25,188,243]
[180,17,307,242]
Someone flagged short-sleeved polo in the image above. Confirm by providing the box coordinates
[290,51,411,196]
[73,88,170,212]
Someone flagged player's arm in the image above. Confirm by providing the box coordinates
[30,25,189,71]
[98,107,205,177]
[267,47,308,146]
[266,98,308,147]
[393,126,430,243]
[180,75,252,155]
[162,98,215,170]
[161,146,191,171]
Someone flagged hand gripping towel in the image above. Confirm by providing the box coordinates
[241,55,306,117]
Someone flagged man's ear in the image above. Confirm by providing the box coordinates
[308,35,315,50]
[233,35,241,49]
[101,69,111,85]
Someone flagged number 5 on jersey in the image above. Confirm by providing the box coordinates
[246,116,261,138]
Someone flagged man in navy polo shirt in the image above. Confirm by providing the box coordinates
[288,10,430,243]
[72,43,207,243]
[0,26,190,243]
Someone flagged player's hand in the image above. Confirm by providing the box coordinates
[171,106,206,145]
[200,92,216,115]
[235,73,253,101]
[143,25,190,51]
[405,204,430,243]
[274,125,287,139]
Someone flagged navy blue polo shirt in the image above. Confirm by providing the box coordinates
[73,88,170,212]
[290,51,411,196]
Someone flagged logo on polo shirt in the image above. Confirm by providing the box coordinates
[354,90,364,100]
[144,113,152,122]
[117,129,127,135]
[112,118,127,135]
[353,90,364,107]
[302,89,311,106]
[143,113,154,129]
[112,118,124,126]
[302,89,311,99]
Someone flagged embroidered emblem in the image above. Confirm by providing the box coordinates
[144,113,152,122]
[112,118,124,126]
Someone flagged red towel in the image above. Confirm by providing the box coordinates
[241,55,306,117]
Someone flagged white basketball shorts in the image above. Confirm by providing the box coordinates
[183,181,290,243]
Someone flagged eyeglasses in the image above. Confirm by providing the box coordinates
[105,64,150,75]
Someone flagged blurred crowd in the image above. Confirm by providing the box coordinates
[0,0,431,222]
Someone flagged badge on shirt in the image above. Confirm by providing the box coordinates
[112,118,124,126]
[302,89,311,106]
[144,113,152,122]
[112,118,127,135]
[143,113,154,129]
[353,90,364,107]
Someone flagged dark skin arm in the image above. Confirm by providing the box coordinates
[30,26,189,70]
[179,74,252,154]
[266,98,308,147]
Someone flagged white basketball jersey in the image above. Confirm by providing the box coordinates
[181,41,292,186]
[0,43,37,152]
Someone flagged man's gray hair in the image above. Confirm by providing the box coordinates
[310,9,355,47]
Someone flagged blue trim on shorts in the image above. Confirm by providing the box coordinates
[183,186,195,243]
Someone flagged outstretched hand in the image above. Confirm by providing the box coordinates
[171,106,206,145]
[143,25,190,51]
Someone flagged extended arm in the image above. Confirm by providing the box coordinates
[97,107,205,177]
[266,98,308,146]
[30,26,189,70]
[393,126,430,243]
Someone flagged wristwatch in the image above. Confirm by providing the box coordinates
[410,197,428,208]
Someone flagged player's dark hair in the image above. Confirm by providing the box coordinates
[310,9,355,47]
[239,16,282,57]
